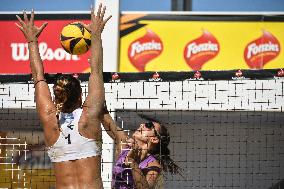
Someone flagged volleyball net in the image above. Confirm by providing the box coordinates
[0,71,284,189]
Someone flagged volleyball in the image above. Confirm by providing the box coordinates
[60,22,91,55]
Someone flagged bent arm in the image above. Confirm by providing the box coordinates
[101,111,128,156]
[127,159,160,189]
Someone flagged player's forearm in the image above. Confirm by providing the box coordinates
[86,33,105,115]
[28,41,45,81]
[102,113,124,140]
[101,114,116,140]
[128,159,151,189]
[90,34,103,74]
[87,76,105,113]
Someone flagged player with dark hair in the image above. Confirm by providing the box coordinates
[102,108,181,189]
[16,4,111,189]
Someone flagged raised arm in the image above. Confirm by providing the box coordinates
[16,11,55,120]
[82,5,111,123]
[102,107,128,157]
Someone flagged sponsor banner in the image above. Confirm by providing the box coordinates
[119,14,284,72]
[0,17,90,74]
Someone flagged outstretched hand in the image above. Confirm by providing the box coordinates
[81,4,112,36]
[15,10,48,42]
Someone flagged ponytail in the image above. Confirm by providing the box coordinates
[55,102,63,119]
[150,124,182,175]
[154,143,182,175]
[55,103,63,131]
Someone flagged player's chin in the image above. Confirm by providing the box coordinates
[133,135,148,145]
[132,131,139,138]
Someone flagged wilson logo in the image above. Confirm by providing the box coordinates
[11,42,79,61]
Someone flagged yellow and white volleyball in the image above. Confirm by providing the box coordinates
[60,22,91,55]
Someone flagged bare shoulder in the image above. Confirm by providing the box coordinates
[145,159,163,188]
[148,159,162,169]
[145,160,162,177]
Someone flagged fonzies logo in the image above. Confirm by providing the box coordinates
[128,29,163,71]
[184,30,219,70]
[244,30,280,69]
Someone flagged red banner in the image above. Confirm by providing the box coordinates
[0,19,90,74]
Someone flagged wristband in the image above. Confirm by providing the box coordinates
[28,40,38,44]
[34,79,46,86]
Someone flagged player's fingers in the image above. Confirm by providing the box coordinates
[103,15,112,26]
[16,15,25,26]
[37,22,48,37]
[30,9,34,25]
[100,6,106,19]
[96,3,102,18]
[15,23,24,32]
[91,5,94,17]
[23,10,28,22]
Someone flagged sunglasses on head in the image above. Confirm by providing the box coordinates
[144,122,160,138]
[144,122,154,129]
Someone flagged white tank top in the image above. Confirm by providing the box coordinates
[47,108,102,162]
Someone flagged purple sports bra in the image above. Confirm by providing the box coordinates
[112,148,161,189]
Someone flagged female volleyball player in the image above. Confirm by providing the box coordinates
[102,108,181,189]
[16,4,111,189]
